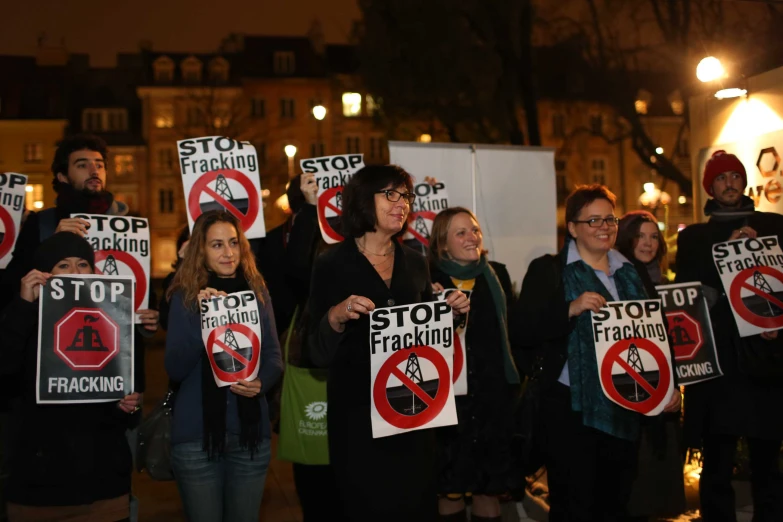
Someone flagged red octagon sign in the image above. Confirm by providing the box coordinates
[54,308,119,371]
[666,310,703,361]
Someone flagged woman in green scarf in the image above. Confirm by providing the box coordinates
[428,207,521,522]
[511,185,681,522]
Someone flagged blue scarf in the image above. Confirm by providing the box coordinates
[562,247,648,440]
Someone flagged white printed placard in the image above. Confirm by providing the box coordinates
[200,291,262,387]
[436,288,471,396]
[591,300,675,416]
[403,181,450,249]
[178,136,266,238]
[0,173,28,268]
[369,301,457,438]
[72,214,150,321]
[301,154,364,244]
[713,235,783,337]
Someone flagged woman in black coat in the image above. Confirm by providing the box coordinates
[309,165,469,522]
[0,232,140,522]
[427,207,521,522]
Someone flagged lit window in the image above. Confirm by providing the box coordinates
[589,114,603,135]
[83,109,103,131]
[153,56,174,84]
[635,100,649,114]
[635,89,652,115]
[342,93,362,117]
[25,184,44,210]
[155,103,174,128]
[552,113,566,138]
[181,56,203,85]
[83,109,127,132]
[114,154,135,177]
[366,95,378,116]
[213,104,230,129]
[209,57,230,84]
[24,143,43,163]
[274,52,296,75]
[345,136,361,154]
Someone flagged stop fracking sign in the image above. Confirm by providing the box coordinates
[36,275,135,404]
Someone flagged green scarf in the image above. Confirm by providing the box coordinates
[434,255,520,384]
[562,248,648,440]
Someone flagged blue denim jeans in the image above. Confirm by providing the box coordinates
[172,435,271,522]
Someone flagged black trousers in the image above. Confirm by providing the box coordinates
[700,434,782,522]
[292,463,345,521]
[542,384,639,522]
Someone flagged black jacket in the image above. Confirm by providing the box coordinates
[0,297,132,507]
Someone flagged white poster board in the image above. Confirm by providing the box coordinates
[0,173,28,268]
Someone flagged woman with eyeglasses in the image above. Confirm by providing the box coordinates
[510,185,681,521]
[309,165,470,522]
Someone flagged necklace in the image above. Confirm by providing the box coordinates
[369,251,395,268]
[357,239,394,257]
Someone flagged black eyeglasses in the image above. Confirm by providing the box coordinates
[571,216,620,228]
[376,189,416,204]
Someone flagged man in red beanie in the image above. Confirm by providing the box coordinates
[676,150,783,521]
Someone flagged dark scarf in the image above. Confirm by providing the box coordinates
[562,246,648,440]
[201,272,261,458]
[704,194,755,222]
[55,183,115,217]
[646,261,663,285]
[433,254,520,384]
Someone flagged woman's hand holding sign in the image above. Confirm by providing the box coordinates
[230,378,262,398]
[569,292,607,319]
[445,289,470,316]
[329,295,376,332]
[198,287,228,302]
[118,392,142,414]
[20,269,51,302]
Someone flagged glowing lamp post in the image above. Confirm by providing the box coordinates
[284,145,297,179]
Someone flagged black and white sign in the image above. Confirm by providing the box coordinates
[37,275,134,404]
[0,173,28,269]
[403,181,450,252]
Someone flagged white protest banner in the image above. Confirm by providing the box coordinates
[712,235,783,336]
[37,275,134,404]
[591,300,675,416]
[403,181,450,253]
[0,173,28,268]
[72,214,150,320]
[656,282,723,385]
[436,288,471,396]
[200,290,262,387]
[300,154,364,243]
[178,136,266,238]
[369,301,457,438]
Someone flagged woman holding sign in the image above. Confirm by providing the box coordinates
[309,165,469,522]
[427,207,521,522]
[165,210,283,522]
[0,232,140,522]
[511,185,681,522]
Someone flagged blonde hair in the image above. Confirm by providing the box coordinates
[427,207,487,265]
[166,210,266,309]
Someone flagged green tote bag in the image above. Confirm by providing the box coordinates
[277,308,330,465]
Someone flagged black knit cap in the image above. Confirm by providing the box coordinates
[33,232,95,273]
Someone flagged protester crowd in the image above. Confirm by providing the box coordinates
[0,133,780,522]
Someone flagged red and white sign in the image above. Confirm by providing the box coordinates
[55,308,120,370]
[592,300,674,416]
[369,301,457,438]
[0,173,28,268]
[201,290,262,387]
[437,288,470,396]
[301,154,364,244]
[403,181,449,248]
[178,136,266,239]
[73,214,150,319]
[713,235,783,337]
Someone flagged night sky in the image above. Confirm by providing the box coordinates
[2,0,360,67]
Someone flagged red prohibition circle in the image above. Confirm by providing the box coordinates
[206,323,261,383]
[452,332,464,384]
[0,205,16,260]
[407,211,437,247]
[188,169,260,232]
[373,345,451,430]
[599,337,671,415]
[94,250,147,312]
[728,265,783,329]
[317,186,344,243]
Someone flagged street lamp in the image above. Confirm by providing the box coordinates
[284,144,297,179]
[696,56,725,83]
[312,105,327,156]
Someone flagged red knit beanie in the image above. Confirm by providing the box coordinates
[702,150,746,195]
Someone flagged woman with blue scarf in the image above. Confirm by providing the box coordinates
[511,185,681,521]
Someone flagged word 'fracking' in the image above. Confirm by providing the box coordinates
[370,324,453,354]
[86,236,149,257]
[201,309,260,330]
[180,150,258,175]
[592,319,667,343]
[47,376,124,394]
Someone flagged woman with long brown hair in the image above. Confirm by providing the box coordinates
[165,210,283,522]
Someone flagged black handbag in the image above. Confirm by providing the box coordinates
[136,390,175,481]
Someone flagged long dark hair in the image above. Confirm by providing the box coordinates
[616,210,667,264]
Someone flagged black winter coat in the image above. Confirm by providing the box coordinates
[675,207,783,444]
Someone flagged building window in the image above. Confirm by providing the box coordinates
[153,56,174,84]
[634,100,648,114]
[370,136,383,160]
[552,113,566,138]
[280,99,295,119]
[187,106,204,127]
[366,95,378,116]
[114,154,135,177]
[590,158,606,185]
[155,103,174,128]
[273,51,296,75]
[256,142,267,167]
[24,142,43,163]
[25,184,44,210]
[158,148,175,172]
[83,110,102,132]
[213,103,230,129]
[310,143,325,157]
[589,114,603,135]
[345,136,361,154]
[342,93,362,117]
[209,57,229,84]
[181,56,203,85]
[159,189,175,214]
[636,89,652,115]
[82,109,128,132]
[250,98,265,118]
